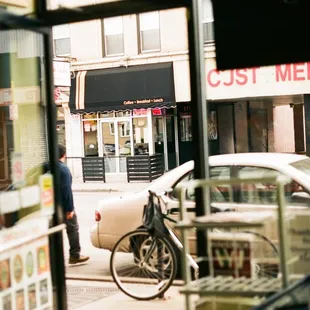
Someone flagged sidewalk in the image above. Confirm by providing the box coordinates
[67,279,189,310]
[72,175,153,193]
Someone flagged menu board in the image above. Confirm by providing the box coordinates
[0,218,53,310]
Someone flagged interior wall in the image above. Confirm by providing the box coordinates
[217,105,235,154]
[273,105,295,153]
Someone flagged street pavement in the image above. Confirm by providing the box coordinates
[72,175,153,193]
[64,191,190,310]
[67,279,188,310]
[64,191,119,279]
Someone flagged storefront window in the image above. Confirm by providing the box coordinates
[180,116,192,141]
[99,112,114,118]
[0,29,51,227]
[116,111,131,117]
[133,117,149,154]
[83,120,98,156]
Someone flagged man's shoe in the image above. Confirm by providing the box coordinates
[69,255,90,265]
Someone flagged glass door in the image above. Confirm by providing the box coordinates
[101,120,117,173]
[117,118,133,172]
[100,118,132,173]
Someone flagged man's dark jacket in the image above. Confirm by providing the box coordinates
[58,161,74,213]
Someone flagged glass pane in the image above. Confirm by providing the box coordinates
[83,120,98,156]
[180,117,192,142]
[139,11,160,31]
[210,166,231,202]
[105,34,124,56]
[133,117,148,155]
[238,166,281,204]
[55,37,71,56]
[203,22,214,43]
[101,121,116,173]
[118,120,131,156]
[104,16,123,35]
[0,29,50,226]
[141,29,160,52]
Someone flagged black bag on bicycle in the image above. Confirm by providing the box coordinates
[142,194,169,238]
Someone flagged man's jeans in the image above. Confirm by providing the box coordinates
[65,213,81,259]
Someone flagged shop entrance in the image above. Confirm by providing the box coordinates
[99,118,133,173]
[153,112,178,171]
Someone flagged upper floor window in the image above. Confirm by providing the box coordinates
[53,24,71,56]
[139,11,160,52]
[202,0,214,43]
[103,16,124,56]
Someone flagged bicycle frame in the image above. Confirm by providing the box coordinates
[149,191,200,274]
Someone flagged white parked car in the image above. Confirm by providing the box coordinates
[90,153,310,252]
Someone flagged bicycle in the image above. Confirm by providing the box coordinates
[110,189,279,300]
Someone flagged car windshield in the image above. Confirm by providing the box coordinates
[289,158,310,177]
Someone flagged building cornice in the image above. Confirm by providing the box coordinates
[71,44,216,71]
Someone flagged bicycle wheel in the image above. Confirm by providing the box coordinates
[242,230,279,278]
[110,229,177,300]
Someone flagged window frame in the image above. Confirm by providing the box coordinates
[53,24,71,57]
[202,0,215,44]
[138,11,161,53]
[102,16,125,57]
[119,121,130,138]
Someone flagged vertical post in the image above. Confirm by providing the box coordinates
[37,0,67,306]
[162,115,169,171]
[187,0,211,277]
[304,95,310,156]
[174,114,180,167]
[147,108,154,155]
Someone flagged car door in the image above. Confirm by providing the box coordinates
[165,166,233,255]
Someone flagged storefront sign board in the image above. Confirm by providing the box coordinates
[174,58,310,101]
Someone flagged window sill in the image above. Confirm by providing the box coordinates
[140,49,161,54]
[104,53,125,58]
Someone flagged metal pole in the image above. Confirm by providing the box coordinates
[37,0,68,306]
[43,28,68,310]
[187,0,211,277]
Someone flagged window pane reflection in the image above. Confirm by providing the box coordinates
[133,117,148,154]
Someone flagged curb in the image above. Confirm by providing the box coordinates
[66,274,184,287]
[72,189,121,193]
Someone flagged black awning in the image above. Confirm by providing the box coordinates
[72,62,175,113]
[69,75,76,110]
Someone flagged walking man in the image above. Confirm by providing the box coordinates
[58,144,89,264]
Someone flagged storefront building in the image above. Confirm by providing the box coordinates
[67,54,310,175]
[68,62,178,177]
[175,57,308,164]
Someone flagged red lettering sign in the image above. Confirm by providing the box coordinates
[207,68,258,88]
[207,62,310,88]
